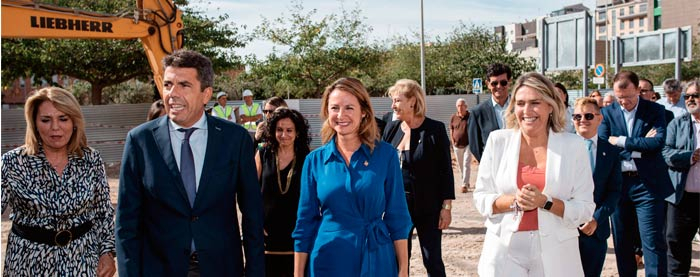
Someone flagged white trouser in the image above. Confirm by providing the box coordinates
[503,231,545,276]
[453,146,472,187]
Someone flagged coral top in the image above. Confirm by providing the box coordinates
[517,162,546,231]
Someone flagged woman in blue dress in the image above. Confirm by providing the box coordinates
[292,77,413,277]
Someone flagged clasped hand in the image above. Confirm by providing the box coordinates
[515,184,545,211]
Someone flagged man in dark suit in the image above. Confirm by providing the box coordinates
[598,71,674,277]
[116,50,264,276]
[573,97,622,277]
[662,79,700,276]
[468,63,511,162]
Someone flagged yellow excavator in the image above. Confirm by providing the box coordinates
[1,0,184,97]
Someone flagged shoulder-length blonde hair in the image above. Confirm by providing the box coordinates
[386,79,426,118]
[504,72,566,132]
[23,87,88,157]
[320,77,378,150]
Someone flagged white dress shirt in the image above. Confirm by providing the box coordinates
[614,98,641,172]
[169,113,208,191]
[492,97,510,129]
[685,119,700,193]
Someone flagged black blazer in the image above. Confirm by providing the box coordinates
[116,114,265,276]
[588,138,622,240]
[468,99,501,162]
[383,117,455,215]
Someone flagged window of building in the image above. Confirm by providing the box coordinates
[620,8,625,16]
[640,4,647,13]
[599,25,606,34]
[621,20,625,29]
[640,18,645,27]
[629,6,634,14]
[598,11,606,21]
[630,20,634,29]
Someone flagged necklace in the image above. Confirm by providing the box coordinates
[275,152,296,195]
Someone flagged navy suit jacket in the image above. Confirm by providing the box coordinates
[586,138,622,240]
[116,114,265,276]
[468,99,500,162]
[662,113,695,205]
[598,98,673,199]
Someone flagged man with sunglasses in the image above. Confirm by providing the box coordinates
[659,78,688,119]
[599,71,673,277]
[572,98,622,277]
[662,79,700,277]
[468,63,511,162]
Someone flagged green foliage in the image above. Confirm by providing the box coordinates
[237,0,384,98]
[367,23,536,95]
[1,0,246,104]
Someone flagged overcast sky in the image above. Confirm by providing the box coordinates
[205,0,597,57]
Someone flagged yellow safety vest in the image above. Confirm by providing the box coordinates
[213,105,233,120]
[241,103,260,130]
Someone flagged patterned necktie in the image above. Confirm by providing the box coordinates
[585,139,595,171]
[178,128,198,207]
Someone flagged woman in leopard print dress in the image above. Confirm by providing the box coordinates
[1,87,115,276]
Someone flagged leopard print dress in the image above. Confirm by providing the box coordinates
[1,146,115,276]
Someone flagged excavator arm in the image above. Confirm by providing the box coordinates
[1,0,183,97]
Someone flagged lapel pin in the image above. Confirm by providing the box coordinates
[364,160,369,166]
[215,126,221,131]
[603,152,606,156]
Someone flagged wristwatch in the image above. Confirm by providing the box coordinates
[441,203,452,210]
[542,194,553,210]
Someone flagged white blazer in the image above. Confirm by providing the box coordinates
[473,129,595,277]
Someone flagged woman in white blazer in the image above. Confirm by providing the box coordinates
[473,73,595,276]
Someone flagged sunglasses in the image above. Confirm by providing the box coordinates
[490,80,508,87]
[683,94,700,100]
[263,109,275,114]
[572,113,599,121]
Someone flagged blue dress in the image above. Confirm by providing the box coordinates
[292,138,412,276]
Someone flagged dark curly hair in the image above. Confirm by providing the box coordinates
[263,108,311,155]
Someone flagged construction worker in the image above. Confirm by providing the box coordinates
[212,91,237,123]
[239,89,262,131]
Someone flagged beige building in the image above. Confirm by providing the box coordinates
[595,0,651,41]
[660,0,700,38]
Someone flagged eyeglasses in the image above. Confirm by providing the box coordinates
[572,113,599,121]
[490,80,508,87]
[684,94,700,100]
[263,109,275,114]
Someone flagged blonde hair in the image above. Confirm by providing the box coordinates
[23,87,88,157]
[387,79,426,118]
[320,77,378,150]
[504,72,566,132]
[574,97,601,112]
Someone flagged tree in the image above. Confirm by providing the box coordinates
[237,0,384,99]
[1,0,246,104]
[368,23,536,95]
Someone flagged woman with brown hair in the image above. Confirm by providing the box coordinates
[292,77,412,277]
[1,87,115,276]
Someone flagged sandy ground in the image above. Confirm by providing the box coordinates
[2,157,699,276]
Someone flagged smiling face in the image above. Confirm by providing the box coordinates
[391,92,416,121]
[275,118,297,149]
[514,86,553,137]
[36,101,74,153]
[573,103,603,139]
[487,73,510,104]
[327,89,365,138]
[163,66,212,128]
[685,85,700,114]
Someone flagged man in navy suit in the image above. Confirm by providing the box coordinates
[598,71,674,277]
[116,50,264,276]
[468,63,511,162]
[573,97,622,277]
[662,79,700,276]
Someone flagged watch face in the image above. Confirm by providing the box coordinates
[543,201,553,210]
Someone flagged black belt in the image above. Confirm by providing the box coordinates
[11,221,92,247]
[622,171,639,177]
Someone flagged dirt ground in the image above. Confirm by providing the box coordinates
[2,158,699,276]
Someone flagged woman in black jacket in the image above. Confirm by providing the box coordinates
[382,79,455,277]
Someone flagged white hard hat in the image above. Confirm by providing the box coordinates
[242,89,253,97]
[216,92,228,99]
